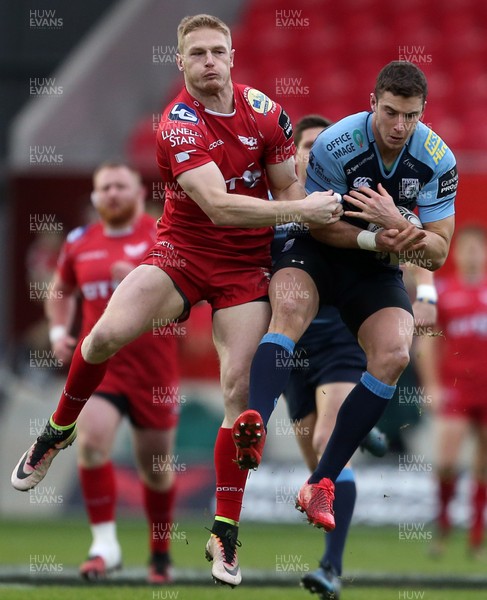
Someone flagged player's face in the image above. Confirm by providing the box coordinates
[371,92,424,155]
[92,167,142,227]
[296,126,325,185]
[177,28,234,96]
[454,232,487,277]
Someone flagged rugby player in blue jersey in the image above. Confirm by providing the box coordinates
[275,114,390,599]
[278,115,433,599]
[232,61,457,534]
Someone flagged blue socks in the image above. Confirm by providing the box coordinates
[309,372,395,484]
[248,333,295,426]
[321,467,356,575]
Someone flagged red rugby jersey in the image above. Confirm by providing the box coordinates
[156,83,295,258]
[57,213,179,383]
[436,274,487,383]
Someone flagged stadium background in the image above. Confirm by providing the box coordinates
[0,0,486,595]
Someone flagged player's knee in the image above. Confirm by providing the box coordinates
[86,325,123,359]
[221,365,248,414]
[271,295,309,336]
[77,435,109,467]
[392,346,410,376]
[312,429,330,457]
[141,467,174,490]
[369,345,410,381]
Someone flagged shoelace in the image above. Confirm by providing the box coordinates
[314,482,335,514]
[27,438,54,467]
[206,527,242,564]
[218,529,242,564]
[27,425,71,467]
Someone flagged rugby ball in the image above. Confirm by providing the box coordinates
[397,206,423,229]
[368,206,423,232]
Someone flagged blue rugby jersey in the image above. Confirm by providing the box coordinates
[306,111,457,227]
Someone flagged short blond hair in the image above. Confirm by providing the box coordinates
[177,14,232,53]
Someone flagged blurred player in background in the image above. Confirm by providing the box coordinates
[416,224,487,558]
[277,115,388,599]
[45,162,179,583]
[12,14,341,588]
[233,61,457,534]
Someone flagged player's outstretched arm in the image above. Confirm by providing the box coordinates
[177,161,342,228]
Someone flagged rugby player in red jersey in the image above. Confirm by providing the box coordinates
[416,225,487,558]
[12,14,342,587]
[45,162,179,583]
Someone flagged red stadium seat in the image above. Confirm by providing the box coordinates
[128,0,486,155]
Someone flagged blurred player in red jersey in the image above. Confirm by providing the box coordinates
[12,14,342,587]
[44,162,179,583]
[416,225,487,557]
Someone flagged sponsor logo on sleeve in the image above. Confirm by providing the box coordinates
[245,88,275,115]
[278,109,293,140]
[175,149,196,163]
[424,130,448,165]
[169,103,199,124]
[437,166,458,199]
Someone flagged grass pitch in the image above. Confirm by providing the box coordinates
[1,588,487,600]
[1,518,486,599]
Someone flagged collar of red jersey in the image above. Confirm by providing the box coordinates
[103,224,135,237]
[204,106,236,117]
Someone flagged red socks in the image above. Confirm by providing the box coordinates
[214,427,248,523]
[79,462,178,555]
[144,485,177,554]
[438,476,456,532]
[52,341,108,426]
[79,463,116,524]
[470,480,486,548]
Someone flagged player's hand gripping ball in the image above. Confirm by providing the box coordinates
[367,206,423,232]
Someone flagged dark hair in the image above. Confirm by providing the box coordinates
[375,61,428,103]
[294,114,332,147]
